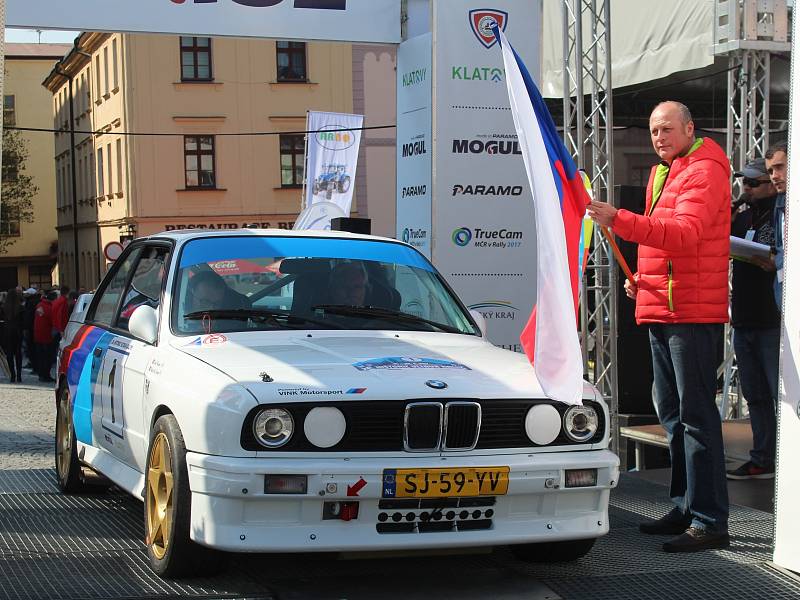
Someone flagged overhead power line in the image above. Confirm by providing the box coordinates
[6,124,397,137]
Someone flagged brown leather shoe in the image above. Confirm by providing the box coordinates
[663,526,730,553]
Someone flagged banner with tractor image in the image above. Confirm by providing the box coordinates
[305,111,364,214]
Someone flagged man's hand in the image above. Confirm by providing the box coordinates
[587,200,618,228]
[750,254,777,272]
[624,278,638,300]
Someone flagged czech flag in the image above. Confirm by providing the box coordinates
[493,26,590,405]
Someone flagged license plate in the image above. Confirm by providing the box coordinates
[382,467,509,498]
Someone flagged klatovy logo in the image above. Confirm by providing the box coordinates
[469,9,508,49]
[452,227,473,247]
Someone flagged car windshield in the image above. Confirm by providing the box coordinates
[172,236,479,336]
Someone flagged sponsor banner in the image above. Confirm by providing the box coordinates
[396,33,433,258]
[431,0,542,349]
[7,0,400,44]
[774,1,800,572]
[305,111,363,214]
[353,357,470,371]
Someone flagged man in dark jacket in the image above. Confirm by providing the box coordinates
[727,158,780,480]
[588,101,730,552]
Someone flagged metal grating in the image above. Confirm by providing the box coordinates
[0,470,796,600]
[0,469,60,495]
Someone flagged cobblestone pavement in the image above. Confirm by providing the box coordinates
[0,367,55,471]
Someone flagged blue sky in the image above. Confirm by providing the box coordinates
[5,28,79,44]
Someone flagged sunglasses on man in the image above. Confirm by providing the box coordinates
[742,177,769,188]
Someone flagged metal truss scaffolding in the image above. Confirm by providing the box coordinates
[562,0,618,445]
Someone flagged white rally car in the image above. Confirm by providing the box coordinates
[55,229,619,577]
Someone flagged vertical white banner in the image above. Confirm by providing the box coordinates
[773,5,800,574]
[431,0,542,351]
[396,33,433,258]
[305,111,363,214]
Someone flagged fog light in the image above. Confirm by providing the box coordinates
[565,469,598,488]
[264,474,308,494]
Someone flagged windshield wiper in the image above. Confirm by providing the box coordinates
[184,308,339,329]
[310,305,465,334]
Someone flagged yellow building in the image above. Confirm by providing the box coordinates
[1,43,71,291]
[44,33,354,289]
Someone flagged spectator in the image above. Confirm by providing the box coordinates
[1,288,25,382]
[587,101,730,552]
[727,159,780,480]
[22,288,40,370]
[765,141,788,306]
[33,289,57,383]
[52,284,70,337]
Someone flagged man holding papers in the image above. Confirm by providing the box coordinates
[727,159,781,481]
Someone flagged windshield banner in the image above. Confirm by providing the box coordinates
[304,111,363,214]
[6,1,400,44]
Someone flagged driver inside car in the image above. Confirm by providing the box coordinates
[328,262,369,306]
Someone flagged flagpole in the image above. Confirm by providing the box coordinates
[599,225,635,284]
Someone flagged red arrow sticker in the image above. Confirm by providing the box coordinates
[347,477,367,496]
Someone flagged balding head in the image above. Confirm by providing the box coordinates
[649,101,695,163]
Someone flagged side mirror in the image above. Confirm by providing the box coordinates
[75,293,93,315]
[469,310,488,338]
[129,305,159,345]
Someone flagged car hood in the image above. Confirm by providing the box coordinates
[171,331,597,403]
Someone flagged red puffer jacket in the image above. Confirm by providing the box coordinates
[612,138,731,324]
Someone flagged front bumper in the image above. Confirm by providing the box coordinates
[186,450,620,552]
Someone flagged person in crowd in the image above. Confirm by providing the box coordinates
[52,284,70,338]
[727,159,780,480]
[587,101,731,552]
[67,290,79,316]
[22,288,40,370]
[1,288,25,382]
[328,262,369,306]
[33,289,58,383]
[765,141,788,306]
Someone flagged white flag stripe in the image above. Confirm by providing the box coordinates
[496,30,583,405]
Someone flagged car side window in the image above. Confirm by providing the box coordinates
[90,247,142,328]
[115,246,171,333]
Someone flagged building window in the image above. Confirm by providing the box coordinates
[184,135,216,188]
[3,95,15,126]
[103,46,110,96]
[28,265,52,289]
[180,37,212,81]
[112,38,119,90]
[106,143,113,196]
[95,56,101,102]
[276,41,307,82]
[97,147,105,196]
[279,134,305,187]
[116,139,123,194]
[0,208,20,237]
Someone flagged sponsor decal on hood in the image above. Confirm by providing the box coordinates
[352,357,471,371]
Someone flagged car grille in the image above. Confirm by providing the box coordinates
[241,399,604,452]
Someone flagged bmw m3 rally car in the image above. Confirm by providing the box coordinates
[55,229,619,577]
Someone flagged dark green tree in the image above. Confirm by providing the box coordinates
[0,128,38,254]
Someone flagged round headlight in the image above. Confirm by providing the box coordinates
[253,408,294,448]
[304,407,347,448]
[524,404,562,445]
[563,406,599,442]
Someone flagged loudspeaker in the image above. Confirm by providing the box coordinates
[331,217,371,235]
[612,185,656,415]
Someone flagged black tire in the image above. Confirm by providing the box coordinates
[144,414,226,578]
[55,386,89,493]
[510,538,596,563]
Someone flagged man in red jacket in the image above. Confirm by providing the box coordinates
[588,101,730,552]
[33,289,58,382]
[51,285,71,336]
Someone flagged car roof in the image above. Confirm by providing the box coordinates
[141,227,405,246]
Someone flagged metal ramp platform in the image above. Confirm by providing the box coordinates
[0,468,798,600]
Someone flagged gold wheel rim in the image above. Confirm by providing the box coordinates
[146,432,174,560]
[56,392,72,481]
